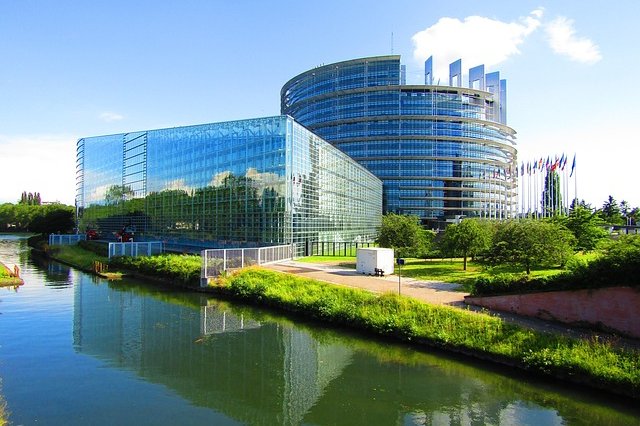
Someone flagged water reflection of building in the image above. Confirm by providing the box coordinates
[73,276,353,425]
[71,276,619,425]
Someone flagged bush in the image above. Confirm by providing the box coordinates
[471,235,640,296]
[109,254,201,287]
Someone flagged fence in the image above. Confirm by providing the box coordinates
[201,244,294,282]
[307,241,375,257]
[108,241,164,258]
[49,234,86,246]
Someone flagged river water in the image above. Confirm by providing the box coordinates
[0,234,639,425]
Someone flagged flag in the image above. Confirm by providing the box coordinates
[520,162,524,176]
[570,154,576,177]
[533,160,537,173]
[527,161,531,175]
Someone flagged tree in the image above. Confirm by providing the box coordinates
[440,219,492,270]
[376,213,434,258]
[29,204,74,234]
[542,170,562,216]
[490,219,575,274]
[629,207,639,226]
[599,195,623,225]
[562,205,608,251]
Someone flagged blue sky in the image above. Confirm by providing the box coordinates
[1,1,638,209]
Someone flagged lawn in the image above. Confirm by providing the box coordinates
[299,254,573,290]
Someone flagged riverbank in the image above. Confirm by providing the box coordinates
[0,260,23,287]
[43,245,640,400]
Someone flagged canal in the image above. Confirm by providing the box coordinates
[1,234,639,425]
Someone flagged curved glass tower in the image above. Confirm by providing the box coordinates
[281,55,517,226]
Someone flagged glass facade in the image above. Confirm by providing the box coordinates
[76,116,382,255]
[281,55,518,226]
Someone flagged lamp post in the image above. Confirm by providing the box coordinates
[396,258,405,295]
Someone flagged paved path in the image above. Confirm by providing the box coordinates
[265,260,640,350]
[267,260,467,306]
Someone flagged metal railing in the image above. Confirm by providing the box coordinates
[108,241,163,258]
[49,234,86,246]
[308,241,375,257]
[201,244,294,282]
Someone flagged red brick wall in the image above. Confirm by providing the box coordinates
[465,287,640,338]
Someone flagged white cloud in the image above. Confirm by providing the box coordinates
[99,111,124,122]
[412,9,543,81]
[545,17,602,64]
[0,134,77,205]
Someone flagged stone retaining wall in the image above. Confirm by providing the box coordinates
[465,286,640,339]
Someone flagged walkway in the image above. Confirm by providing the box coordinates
[266,260,467,306]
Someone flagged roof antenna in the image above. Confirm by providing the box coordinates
[391,32,394,54]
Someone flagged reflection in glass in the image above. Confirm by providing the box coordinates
[77,116,382,255]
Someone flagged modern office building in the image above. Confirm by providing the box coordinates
[76,115,382,254]
[281,55,518,226]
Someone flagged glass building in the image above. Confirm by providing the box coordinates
[76,116,382,255]
[281,55,518,227]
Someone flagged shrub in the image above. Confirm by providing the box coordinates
[109,254,201,287]
[471,235,640,296]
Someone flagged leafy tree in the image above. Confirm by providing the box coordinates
[440,219,492,270]
[629,207,639,226]
[599,195,623,225]
[376,213,434,258]
[490,219,575,274]
[29,204,75,234]
[569,198,592,211]
[0,203,74,233]
[562,205,608,251]
[542,170,562,216]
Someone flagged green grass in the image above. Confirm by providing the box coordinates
[109,253,201,287]
[212,267,640,399]
[299,255,567,291]
[51,245,110,271]
[0,261,22,286]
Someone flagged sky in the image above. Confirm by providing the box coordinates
[1,1,638,209]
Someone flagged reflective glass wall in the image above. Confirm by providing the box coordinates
[281,56,518,226]
[76,116,382,253]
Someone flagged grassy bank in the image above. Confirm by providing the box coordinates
[44,244,640,399]
[212,267,640,399]
[0,261,22,286]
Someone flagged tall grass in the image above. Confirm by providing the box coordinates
[109,254,201,287]
[48,245,109,271]
[213,267,640,398]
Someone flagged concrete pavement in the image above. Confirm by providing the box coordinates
[265,260,467,306]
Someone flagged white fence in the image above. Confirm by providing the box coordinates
[49,234,86,245]
[108,241,164,258]
[201,244,294,282]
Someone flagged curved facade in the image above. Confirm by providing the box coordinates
[281,55,517,226]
